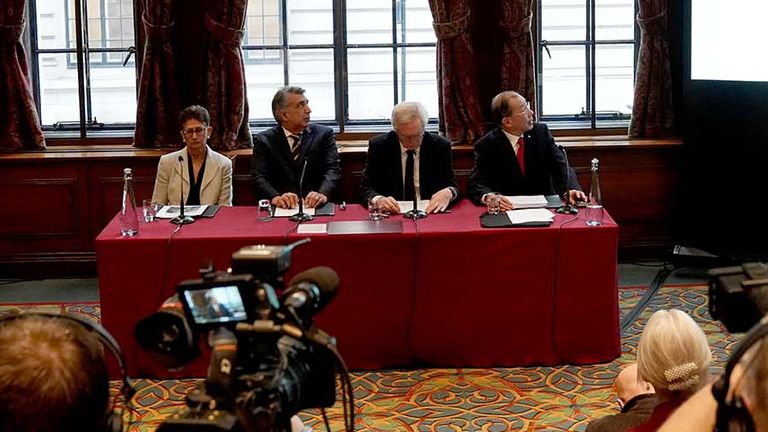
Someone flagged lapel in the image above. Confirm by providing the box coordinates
[298,126,313,162]
[388,132,405,190]
[417,134,430,190]
[200,146,219,193]
[275,126,299,184]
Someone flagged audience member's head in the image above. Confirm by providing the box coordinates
[614,363,655,409]
[0,315,110,432]
[726,337,768,431]
[636,309,712,400]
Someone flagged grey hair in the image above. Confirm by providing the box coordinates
[391,101,428,131]
[636,309,712,396]
[271,86,306,123]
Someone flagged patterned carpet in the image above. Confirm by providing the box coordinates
[0,285,739,432]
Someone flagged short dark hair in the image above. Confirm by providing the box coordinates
[271,86,306,123]
[179,105,210,129]
[0,315,110,432]
[491,91,521,126]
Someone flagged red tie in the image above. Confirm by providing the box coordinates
[516,136,525,176]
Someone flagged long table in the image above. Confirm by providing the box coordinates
[96,200,619,377]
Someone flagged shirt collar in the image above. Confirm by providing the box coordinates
[501,129,522,146]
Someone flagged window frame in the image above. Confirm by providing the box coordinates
[535,0,640,129]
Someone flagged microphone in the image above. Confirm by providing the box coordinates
[283,266,339,317]
[555,145,579,215]
[171,155,195,225]
[289,158,314,222]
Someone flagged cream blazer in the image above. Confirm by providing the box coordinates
[151,147,233,206]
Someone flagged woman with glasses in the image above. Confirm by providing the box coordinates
[151,105,233,206]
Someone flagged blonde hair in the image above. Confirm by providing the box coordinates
[636,309,712,397]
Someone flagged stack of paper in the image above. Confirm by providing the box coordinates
[156,205,208,218]
[506,195,549,209]
[506,208,554,225]
[397,200,430,213]
[273,207,316,218]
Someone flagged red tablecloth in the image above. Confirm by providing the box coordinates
[96,200,619,377]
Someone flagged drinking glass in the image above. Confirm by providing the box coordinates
[142,200,159,222]
[486,193,501,215]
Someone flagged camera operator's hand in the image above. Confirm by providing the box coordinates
[272,193,300,209]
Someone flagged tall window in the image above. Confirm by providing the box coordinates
[25,0,639,137]
[242,0,437,130]
[30,0,137,131]
[538,0,637,128]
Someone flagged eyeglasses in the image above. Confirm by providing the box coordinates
[182,126,207,137]
[510,101,531,117]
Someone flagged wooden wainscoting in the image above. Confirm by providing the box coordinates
[0,137,682,277]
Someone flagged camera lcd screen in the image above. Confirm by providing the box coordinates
[182,285,249,325]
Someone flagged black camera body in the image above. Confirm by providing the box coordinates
[709,262,768,333]
[137,240,340,432]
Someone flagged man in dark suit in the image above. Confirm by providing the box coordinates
[361,101,459,214]
[467,90,585,211]
[251,86,341,208]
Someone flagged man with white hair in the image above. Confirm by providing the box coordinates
[360,101,459,214]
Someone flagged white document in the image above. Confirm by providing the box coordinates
[505,195,549,209]
[156,205,208,218]
[273,207,316,218]
[297,223,327,234]
[505,208,554,225]
[397,200,430,213]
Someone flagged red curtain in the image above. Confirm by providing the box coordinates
[499,0,536,110]
[204,0,252,150]
[428,0,486,145]
[0,0,44,151]
[133,0,180,148]
[629,0,675,137]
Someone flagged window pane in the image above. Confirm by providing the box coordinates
[89,60,137,123]
[595,0,634,41]
[245,49,285,121]
[595,44,634,122]
[36,0,68,49]
[541,0,586,41]
[397,46,437,117]
[346,0,391,45]
[540,45,586,116]
[396,0,435,44]
[348,48,394,120]
[246,0,281,46]
[289,49,335,121]
[36,53,81,126]
[289,0,332,45]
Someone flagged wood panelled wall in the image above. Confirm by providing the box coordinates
[0,138,682,277]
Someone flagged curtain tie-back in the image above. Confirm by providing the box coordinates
[637,8,667,35]
[142,13,174,41]
[0,21,24,44]
[205,14,244,47]
[500,14,532,39]
[432,9,471,41]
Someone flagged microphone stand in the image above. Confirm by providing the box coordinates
[289,159,314,222]
[171,155,195,225]
[555,145,579,215]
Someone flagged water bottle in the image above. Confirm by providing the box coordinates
[119,168,140,236]
[585,158,604,226]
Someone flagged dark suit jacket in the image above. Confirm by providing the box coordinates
[467,123,580,204]
[585,394,659,432]
[360,131,459,203]
[250,124,341,200]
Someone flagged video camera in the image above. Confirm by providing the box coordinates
[134,240,354,432]
[709,262,768,333]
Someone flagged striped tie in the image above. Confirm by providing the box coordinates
[289,133,302,161]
